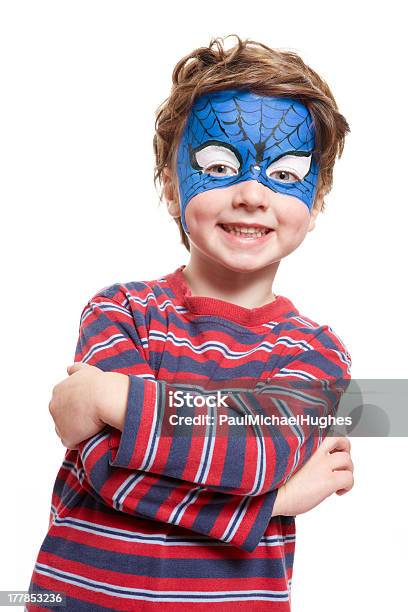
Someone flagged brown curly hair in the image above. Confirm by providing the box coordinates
[153,35,350,251]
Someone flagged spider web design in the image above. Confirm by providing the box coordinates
[177,91,319,231]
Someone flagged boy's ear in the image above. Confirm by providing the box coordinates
[307,191,325,232]
[163,166,181,218]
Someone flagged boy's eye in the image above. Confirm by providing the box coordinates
[193,144,241,178]
[266,153,312,183]
[269,170,299,183]
[204,164,238,177]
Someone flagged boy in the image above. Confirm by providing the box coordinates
[27,36,353,611]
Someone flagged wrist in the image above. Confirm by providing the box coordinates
[272,485,288,517]
[97,372,130,431]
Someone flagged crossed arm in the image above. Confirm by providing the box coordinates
[50,294,353,552]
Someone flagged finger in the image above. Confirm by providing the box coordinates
[330,451,354,472]
[334,470,354,493]
[321,436,351,454]
[67,362,88,375]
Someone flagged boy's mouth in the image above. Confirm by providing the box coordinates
[218,223,273,239]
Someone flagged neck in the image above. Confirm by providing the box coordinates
[182,249,280,309]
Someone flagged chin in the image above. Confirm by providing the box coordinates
[211,255,271,274]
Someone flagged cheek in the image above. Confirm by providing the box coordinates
[184,191,223,228]
[275,195,311,237]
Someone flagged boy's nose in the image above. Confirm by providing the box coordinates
[231,179,270,211]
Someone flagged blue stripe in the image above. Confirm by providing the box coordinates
[155,352,273,379]
[191,490,225,534]
[244,489,279,552]
[109,375,148,468]
[40,537,290,578]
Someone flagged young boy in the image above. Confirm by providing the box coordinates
[27,36,354,611]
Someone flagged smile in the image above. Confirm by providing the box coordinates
[218,223,273,238]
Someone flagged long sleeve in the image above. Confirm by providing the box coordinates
[81,290,351,497]
[72,292,279,552]
[109,345,351,496]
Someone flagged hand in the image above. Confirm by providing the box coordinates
[49,362,129,449]
[272,436,354,517]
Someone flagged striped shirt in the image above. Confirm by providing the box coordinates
[27,264,351,611]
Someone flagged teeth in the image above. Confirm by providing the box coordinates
[221,224,269,238]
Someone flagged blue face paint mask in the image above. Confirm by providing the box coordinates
[176,89,319,234]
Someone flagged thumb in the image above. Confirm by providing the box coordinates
[67,362,89,375]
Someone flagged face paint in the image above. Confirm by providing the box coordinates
[176,89,319,234]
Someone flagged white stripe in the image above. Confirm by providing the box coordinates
[274,368,318,381]
[194,403,217,485]
[168,487,203,524]
[61,461,85,483]
[133,373,157,380]
[82,334,128,363]
[221,496,251,543]
[81,431,110,463]
[137,382,162,472]
[262,321,280,329]
[291,315,316,328]
[130,372,156,380]
[35,563,290,601]
[51,513,296,546]
[80,301,133,324]
[128,293,187,315]
[112,473,146,511]
[332,348,352,368]
[147,331,314,359]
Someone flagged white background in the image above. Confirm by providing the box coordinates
[1,1,407,610]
